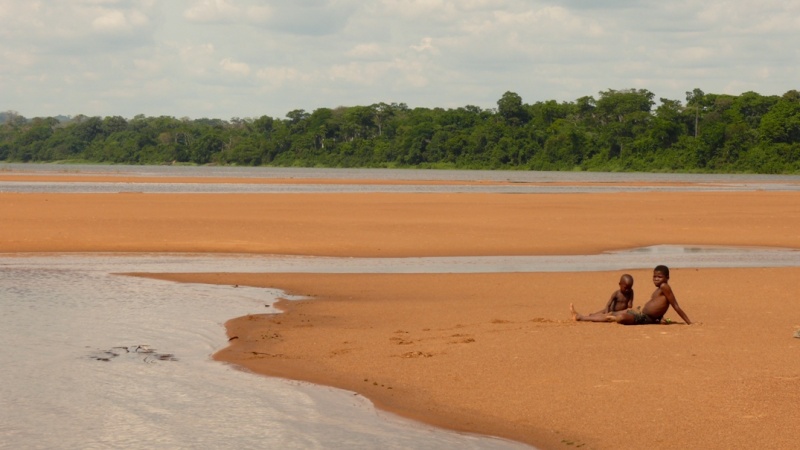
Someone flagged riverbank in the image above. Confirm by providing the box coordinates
[3,173,799,448]
[145,268,800,449]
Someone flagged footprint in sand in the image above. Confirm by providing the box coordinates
[399,351,433,358]
[448,335,475,344]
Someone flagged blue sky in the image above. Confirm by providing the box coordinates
[2,0,799,120]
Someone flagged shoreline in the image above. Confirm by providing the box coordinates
[136,268,800,449]
[4,173,800,449]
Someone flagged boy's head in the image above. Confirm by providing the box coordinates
[654,265,670,279]
[619,274,633,292]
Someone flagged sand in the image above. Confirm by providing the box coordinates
[3,173,799,449]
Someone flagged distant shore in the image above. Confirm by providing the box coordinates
[3,173,800,449]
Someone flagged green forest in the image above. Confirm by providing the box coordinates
[2,88,800,173]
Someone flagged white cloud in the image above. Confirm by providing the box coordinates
[183,0,346,30]
[92,10,128,30]
[328,62,383,85]
[219,58,251,76]
[410,37,437,53]
[92,9,149,33]
[133,57,162,76]
[256,66,312,90]
[183,0,242,23]
[345,43,383,58]
[175,42,217,78]
[3,0,800,119]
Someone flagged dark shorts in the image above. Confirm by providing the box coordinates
[626,309,662,325]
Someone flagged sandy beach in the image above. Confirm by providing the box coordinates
[3,173,799,449]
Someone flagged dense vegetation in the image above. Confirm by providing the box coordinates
[2,88,800,173]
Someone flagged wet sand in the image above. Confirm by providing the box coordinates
[3,174,800,449]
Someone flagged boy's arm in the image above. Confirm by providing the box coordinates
[662,284,692,325]
[626,291,634,309]
[603,292,616,313]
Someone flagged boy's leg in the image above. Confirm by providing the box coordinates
[569,303,580,321]
[571,304,616,322]
[579,313,616,322]
[613,311,637,325]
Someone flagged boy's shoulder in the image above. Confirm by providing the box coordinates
[656,282,674,295]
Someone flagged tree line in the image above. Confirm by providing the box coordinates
[2,88,800,173]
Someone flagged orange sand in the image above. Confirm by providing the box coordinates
[3,174,799,449]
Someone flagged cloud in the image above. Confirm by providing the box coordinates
[92,9,150,33]
[183,0,243,23]
[219,58,251,76]
[0,0,157,54]
[3,0,800,120]
[410,37,437,53]
[255,66,312,91]
[182,0,354,33]
[345,43,383,59]
[254,0,358,36]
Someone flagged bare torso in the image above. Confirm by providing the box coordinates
[642,286,670,318]
[610,290,633,312]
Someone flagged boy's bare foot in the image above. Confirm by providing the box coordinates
[569,303,579,321]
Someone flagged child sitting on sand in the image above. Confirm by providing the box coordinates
[569,274,634,322]
[569,265,692,325]
[614,265,692,325]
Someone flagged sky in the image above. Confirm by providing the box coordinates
[2,0,799,120]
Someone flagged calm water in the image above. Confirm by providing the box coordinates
[0,255,531,450]
[2,163,800,193]
[2,165,799,449]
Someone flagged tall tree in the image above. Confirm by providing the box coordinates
[497,91,528,126]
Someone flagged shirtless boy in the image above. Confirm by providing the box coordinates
[614,265,692,325]
[570,274,634,322]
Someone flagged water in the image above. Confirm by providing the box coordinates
[2,163,800,184]
[0,256,529,450]
[2,163,800,193]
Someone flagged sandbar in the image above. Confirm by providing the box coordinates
[3,173,799,449]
